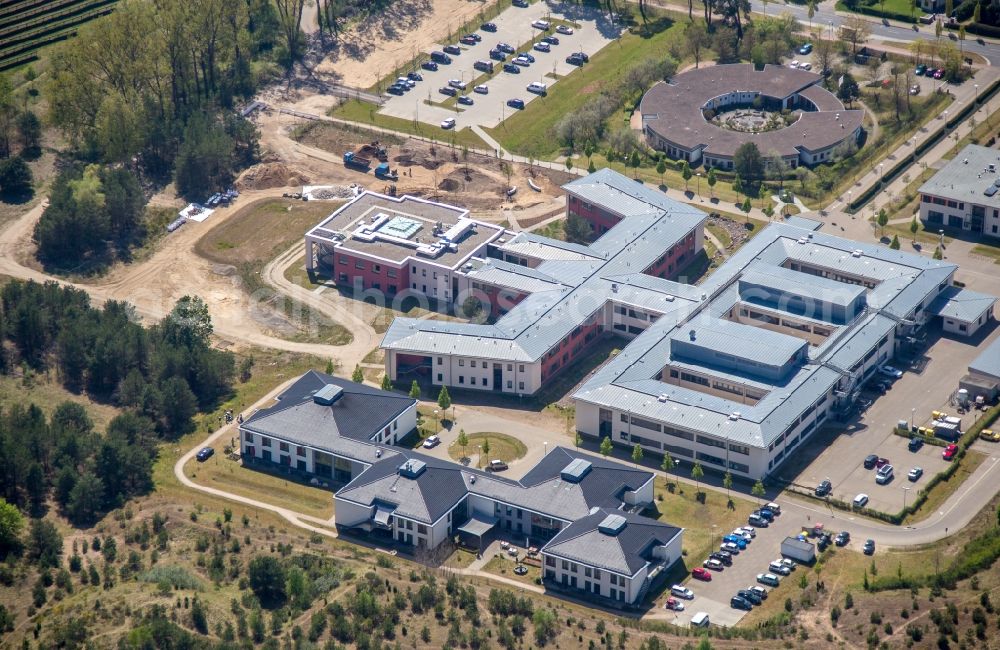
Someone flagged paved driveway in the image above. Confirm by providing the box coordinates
[777,322,1000,513]
[378,1,620,129]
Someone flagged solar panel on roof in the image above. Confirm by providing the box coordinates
[598,514,627,535]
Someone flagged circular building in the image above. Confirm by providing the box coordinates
[639,63,863,170]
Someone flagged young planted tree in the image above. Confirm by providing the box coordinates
[877,208,889,237]
[380,374,392,391]
[574,432,582,448]
[656,160,667,186]
[457,429,469,460]
[752,479,766,505]
[437,386,452,422]
[933,246,943,260]
[910,217,919,243]
[691,462,704,500]
[681,161,692,191]
[351,365,364,383]
[741,197,752,223]
[600,436,613,457]
[707,168,717,198]
[409,380,421,400]
[723,471,734,507]
[661,452,675,489]
[890,234,901,249]
[481,437,491,464]
[632,444,644,467]
[325,359,335,374]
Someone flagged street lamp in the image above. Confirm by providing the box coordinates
[434,409,439,431]
[974,83,979,104]
[902,486,911,510]
[696,173,702,199]
[477,444,482,468]
[544,441,548,455]
[939,229,945,247]
[878,163,884,185]
[911,407,916,430]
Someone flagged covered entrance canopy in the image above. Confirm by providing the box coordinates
[458,514,499,553]
[373,504,396,528]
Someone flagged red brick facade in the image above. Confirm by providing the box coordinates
[329,250,409,295]
[540,318,603,383]
[642,231,697,280]
[567,195,622,235]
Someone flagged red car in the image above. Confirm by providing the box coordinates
[875,457,890,469]
[942,444,958,460]
[691,567,713,581]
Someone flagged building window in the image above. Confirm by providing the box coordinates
[244,431,253,442]
[437,373,443,381]
[355,261,364,269]
[585,567,592,577]
[437,357,443,365]
[470,377,476,385]
[296,446,305,456]
[507,364,513,371]
[562,560,569,570]
[471,360,477,368]
[546,556,555,567]
[261,437,271,448]
[459,376,465,384]
[518,382,524,390]
[619,431,628,440]
[459,359,465,367]
[519,365,525,372]
[279,442,289,452]
[387,269,397,278]
[418,524,427,534]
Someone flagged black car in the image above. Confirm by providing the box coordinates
[748,513,769,527]
[439,86,457,96]
[908,437,924,452]
[815,479,832,497]
[738,589,762,605]
[457,95,473,105]
[817,534,832,551]
[542,35,559,45]
[460,35,477,45]
[863,454,879,470]
[730,595,753,611]
[497,42,516,53]
[481,22,497,32]
[503,63,520,74]
[421,61,439,71]
[835,531,850,546]
[443,45,461,55]
[710,552,733,566]
[512,0,528,6]
[407,71,423,81]
[489,49,507,61]
[196,447,214,462]
[863,539,876,555]
[507,98,525,109]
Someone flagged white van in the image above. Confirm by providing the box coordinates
[690,612,710,627]
[527,81,547,95]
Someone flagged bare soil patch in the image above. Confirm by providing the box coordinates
[236,161,311,191]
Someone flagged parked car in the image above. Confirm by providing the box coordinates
[942,443,958,460]
[671,585,694,599]
[664,597,685,611]
[439,86,457,96]
[533,42,550,52]
[512,0,528,6]
[520,52,535,63]
[473,84,489,94]
[691,567,713,581]
[800,62,812,70]
[748,513,769,527]
[443,45,461,55]
[908,437,924,452]
[723,534,747,549]
[387,85,405,95]
[863,539,876,555]
[532,19,550,30]
[875,457,890,469]
[716,549,734,562]
[566,52,586,65]
[448,79,467,89]
[460,35,477,45]
[542,35,559,45]
[738,589,762,605]
[457,95,474,105]
[799,42,813,54]
[908,467,923,481]
[507,98,525,109]
[768,561,791,576]
[481,21,497,32]
[755,508,775,522]
[710,552,733,566]
[721,542,741,554]
[854,493,869,508]
[910,84,921,95]
[749,585,768,600]
[731,595,753,610]
[738,526,756,538]
[497,42,515,53]
[834,531,850,546]
[440,118,456,129]
[778,558,796,572]
[422,435,441,448]
[815,479,832,496]
[556,24,574,34]
[527,81,547,95]
[980,429,999,442]
[863,454,879,469]
[421,61,439,71]
[876,464,894,484]
[196,447,214,462]
[487,459,509,472]
[489,49,507,61]
[703,558,725,571]
[732,528,752,542]
[879,365,903,379]
[512,57,530,67]
[933,68,945,79]
[757,573,780,587]
[503,63,520,73]
[915,63,927,75]
[765,502,781,515]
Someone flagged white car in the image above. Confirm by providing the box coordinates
[768,561,791,576]
[555,24,574,35]
[732,529,752,542]
[739,526,756,538]
[721,542,741,554]
[532,19,550,29]
[441,118,456,129]
[422,435,441,448]
[533,42,551,52]
[908,466,924,481]
[765,502,781,515]
[879,365,903,379]
[448,79,467,90]
[800,62,812,70]
[703,558,725,571]
[779,558,796,572]
[876,464,894,484]
[789,60,800,68]
[473,84,489,94]
[854,493,869,507]
[670,584,694,600]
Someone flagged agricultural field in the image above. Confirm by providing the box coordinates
[0,0,119,71]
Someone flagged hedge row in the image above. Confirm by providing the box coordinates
[955,21,1000,38]
[869,527,1000,591]
[848,3,918,23]
[891,427,949,447]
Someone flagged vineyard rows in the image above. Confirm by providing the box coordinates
[0,0,118,71]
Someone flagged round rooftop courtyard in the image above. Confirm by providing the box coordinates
[638,63,864,170]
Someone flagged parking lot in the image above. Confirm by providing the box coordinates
[378,1,620,130]
[664,510,800,628]
[780,323,1000,513]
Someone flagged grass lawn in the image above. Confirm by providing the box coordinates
[651,477,759,565]
[448,432,528,464]
[533,218,566,241]
[881,219,953,247]
[0,371,122,431]
[971,243,1000,263]
[443,547,479,569]
[837,0,916,16]
[481,554,541,585]
[484,14,684,160]
[330,99,490,150]
[705,222,732,249]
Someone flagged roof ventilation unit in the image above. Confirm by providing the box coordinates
[658,393,668,403]
[851,249,863,258]
[665,295,675,302]
[729,411,741,421]
[689,329,697,341]
[598,514,627,536]
[399,459,427,479]
[561,458,593,483]
[313,384,344,405]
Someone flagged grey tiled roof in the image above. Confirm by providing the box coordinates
[241,371,414,464]
[542,509,682,576]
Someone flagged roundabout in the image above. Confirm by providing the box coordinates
[639,63,864,170]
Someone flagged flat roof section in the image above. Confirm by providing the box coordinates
[918,143,1000,210]
[969,335,1000,380]
[928,285,997,324]
[739,264,866,322]
[669,319,808,374]
[306,192,505,268]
